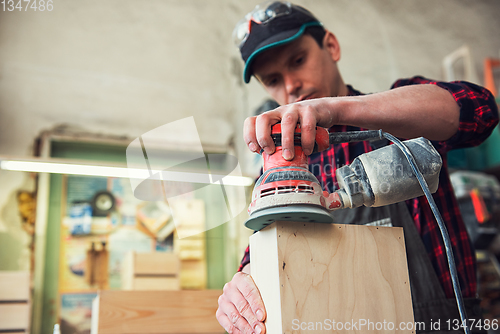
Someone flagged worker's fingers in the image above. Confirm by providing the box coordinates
[217,301,254,334]
[280,108,299,160]
[217,272,266,334]
[243,116,261,153]
[219,295,259,334]
[255,112,278,155]
[216,309,244,334]
[298,105,318,155]
[250,98,336,157]
[233,273,266,326]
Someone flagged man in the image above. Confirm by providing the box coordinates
[216,2,499,334]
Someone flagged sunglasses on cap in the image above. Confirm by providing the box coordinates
[232,1,295,48]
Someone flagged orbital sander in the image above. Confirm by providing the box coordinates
[245,124,443,231]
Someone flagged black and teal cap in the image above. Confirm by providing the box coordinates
[239,3,323,83]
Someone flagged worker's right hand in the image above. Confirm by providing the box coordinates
[243,97,343,160]
[216,272,266,334]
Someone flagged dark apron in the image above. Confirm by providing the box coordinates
[331,202,485,334]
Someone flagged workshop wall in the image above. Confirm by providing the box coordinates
[1,0,500,271]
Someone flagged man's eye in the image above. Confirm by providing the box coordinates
[295,57,304,64]
[267,78,278,86]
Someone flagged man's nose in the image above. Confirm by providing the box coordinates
[284,73,301,103]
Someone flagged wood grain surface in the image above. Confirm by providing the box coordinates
[95,290,224,334]
[250,222,414,334]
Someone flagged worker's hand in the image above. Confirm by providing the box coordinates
[244,97,342,160]
[216,272,266,334]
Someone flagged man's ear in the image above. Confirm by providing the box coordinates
[323,30,341,62]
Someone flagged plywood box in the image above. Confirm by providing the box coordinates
[250,222,414,334]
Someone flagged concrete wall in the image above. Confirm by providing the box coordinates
[1,0,500,270]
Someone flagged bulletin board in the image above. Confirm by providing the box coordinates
[58,175,158,293]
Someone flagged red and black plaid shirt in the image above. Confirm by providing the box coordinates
[239,76,499,298]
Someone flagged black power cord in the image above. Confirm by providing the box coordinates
[382,131,470,334]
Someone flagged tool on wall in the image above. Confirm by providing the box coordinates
[85,241,109,289]
[245,123,471,334]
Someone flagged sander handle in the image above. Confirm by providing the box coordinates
[270,127,384,154]
[329,129,383,145]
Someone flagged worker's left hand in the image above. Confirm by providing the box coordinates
[244,97,342,160]
[216,272,266,334]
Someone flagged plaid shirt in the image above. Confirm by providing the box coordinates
[239,76,499,298]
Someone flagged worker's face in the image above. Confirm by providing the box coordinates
[252,31,343,105]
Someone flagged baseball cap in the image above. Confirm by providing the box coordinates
[233,1,323,83]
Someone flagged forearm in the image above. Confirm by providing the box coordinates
[335,84,460,141]
[245,81,469,159]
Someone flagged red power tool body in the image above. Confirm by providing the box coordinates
[246,124,343,230]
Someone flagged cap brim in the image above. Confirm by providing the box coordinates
[243,21,322,83]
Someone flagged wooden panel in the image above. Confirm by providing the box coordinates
[95,290,224,334]
[122,252,180,291]
[121,251,134,290]
[250,222,414,334]
[0,304,30,330]
[172,199,207,289]
[248,224,281,334]
[132,277,180,290]
[179,260,206,290]
[134,252,179,275]
[0,271,30,301]
[176,240,205,260]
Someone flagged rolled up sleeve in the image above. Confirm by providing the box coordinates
[391,76,499,152]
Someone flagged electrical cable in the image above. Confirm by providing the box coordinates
[382,131,470,334]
